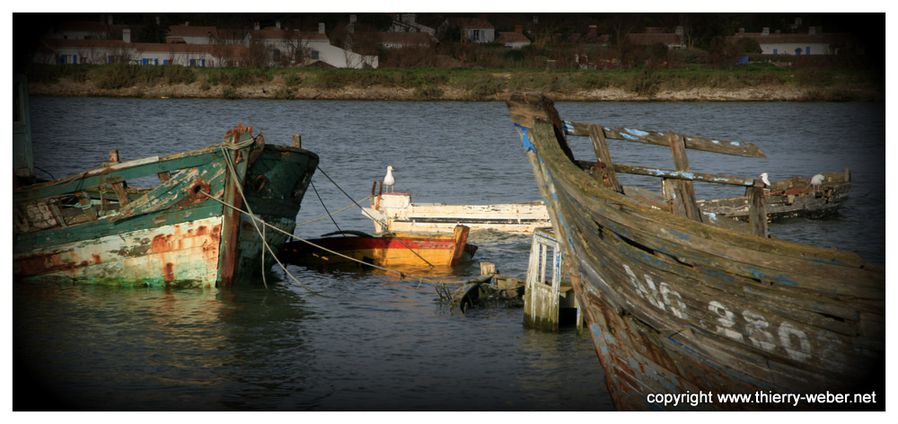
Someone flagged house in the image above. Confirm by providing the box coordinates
[250,23,378,68]
[457,18,495,43]
[165,23,219,45]
[496,30,531,49]
[726,27,849,56]
[36,35,249,67]
[626,26,686,49]
[389,14,436,35]
[377,32,435,49]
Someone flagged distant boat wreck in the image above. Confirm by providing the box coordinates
[13,124,319,287]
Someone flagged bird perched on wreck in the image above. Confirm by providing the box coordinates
[383,165,396,192]
[760,172,771,187]
[810,173,825,193]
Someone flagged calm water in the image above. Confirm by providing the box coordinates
[15,98,884,410]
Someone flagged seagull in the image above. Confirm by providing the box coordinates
[760,172,771,187]
[810,173,825,187]
[383,165,396,192]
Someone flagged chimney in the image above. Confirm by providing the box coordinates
[514,24,524,33]
[401,14,416,24]
[155,16,160,25]
[738,27,745,33]
[533,15,539,24]
[675,26,684,36]
[254,22,260,31]
[350,14,357,24]
[761,27,770,36]
[184,21,190,26]
[107,15,113,25]
[276,20,281,29]
[808,26,816,35]
[123,28,131,43]
[318,22,326,34]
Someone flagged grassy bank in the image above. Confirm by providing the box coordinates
[25,64,883,101]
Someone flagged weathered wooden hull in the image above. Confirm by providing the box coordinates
[13,129,318,287]
[283,225,476,268]
[509,94,884,410]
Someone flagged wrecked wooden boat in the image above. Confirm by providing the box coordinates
[13,125,318,287]
[507,93,883,410]
[697,170,851,222]
[282,225,477,269]
[363,188,550,235]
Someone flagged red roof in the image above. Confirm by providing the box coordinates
[42,39,249,57]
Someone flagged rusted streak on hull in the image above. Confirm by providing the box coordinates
[15,216,224,287]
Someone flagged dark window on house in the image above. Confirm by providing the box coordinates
[107,55,114,64]
[773,48,778,55]
[73,54,78,64]
[58,54,67,64]
[472,29,480,41]
[794,47,802,55]
[805,46,811,55]
[163,59,171,65]
[201,58,205,67]
[189,58,196,66]
[154,58,159,65]
[311,50,319,60]
[142,58,149,65]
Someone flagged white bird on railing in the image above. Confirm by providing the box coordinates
[760,172,771,187]
[383,165,396,192]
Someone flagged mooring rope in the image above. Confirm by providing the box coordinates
[314,165,436,268]
[310,180,343,234]
[217,143,329,297]
[200,189,464,287]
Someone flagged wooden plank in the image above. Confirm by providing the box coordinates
[587,124,622,192]
[668,133,703,222]
[567,120,765,158]
[748,179,769,237]
[157,171,171,182]
[575,160,755,186]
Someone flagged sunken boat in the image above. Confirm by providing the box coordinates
[13,124,318,287]
[507,93,883,410]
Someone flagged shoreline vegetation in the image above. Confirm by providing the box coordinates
[26,64,883,102]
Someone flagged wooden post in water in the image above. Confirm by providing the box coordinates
[480,261,497,276]
[292,133,302,148]
[748,178,769,237]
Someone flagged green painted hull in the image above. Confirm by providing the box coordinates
[13,130,318,288]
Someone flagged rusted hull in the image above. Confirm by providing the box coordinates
[509,94,884,410]
[283,226,476,268]
[14,129,318,287]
